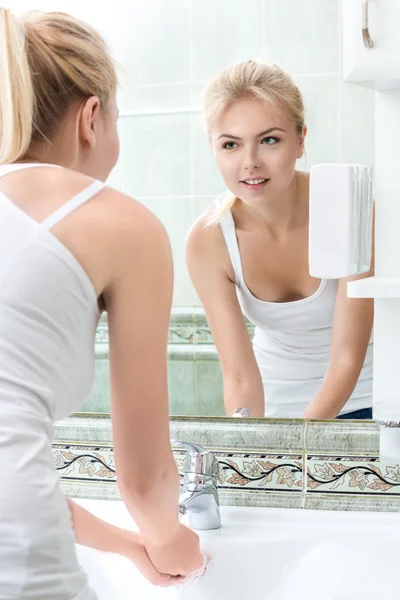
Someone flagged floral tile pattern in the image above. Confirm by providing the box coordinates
[53,444,116,483]
[53,445,304,493]
[176,450,303,491]
[213,453,303,492]
[168,324,196,344]
[307,456,400,495]
[53,441,400,508]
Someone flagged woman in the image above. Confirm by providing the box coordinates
[186,60,374,420]
[0,7,204,599]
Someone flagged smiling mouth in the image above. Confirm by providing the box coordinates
[240,178,269,185]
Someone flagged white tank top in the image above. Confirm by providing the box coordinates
[219,204,373,418]
[0,163,101,599]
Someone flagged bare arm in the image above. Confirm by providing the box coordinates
[101,195,203,578]
[67,497,137,556]
[186,218,264,417]
[103,200,180,543]
[66,498,181,587]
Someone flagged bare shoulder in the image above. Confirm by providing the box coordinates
[54,169,170,292]
[186,201,225,259]
[186,200,235,285]
[96,191,171,272]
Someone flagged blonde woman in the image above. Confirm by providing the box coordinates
[0,8,204,599]
[186,60,374,420]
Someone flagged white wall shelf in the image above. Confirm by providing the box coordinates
[347,276,400,298]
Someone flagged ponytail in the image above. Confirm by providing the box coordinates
[0,7,34,164]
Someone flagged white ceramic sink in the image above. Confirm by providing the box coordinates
[75,499,400,600]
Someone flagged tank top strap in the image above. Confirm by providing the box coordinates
[219,208,246,287]
[0,162,61,178]
[40,180,105,230]
[0,162,105,230]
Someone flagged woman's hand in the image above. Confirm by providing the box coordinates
[144,523,205,578]
[66,498,185,588]
[122,530,185,587]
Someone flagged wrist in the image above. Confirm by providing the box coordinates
[143,520,182,550]
[302,399,338,420]
[100,522,140,558]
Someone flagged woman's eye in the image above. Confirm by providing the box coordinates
[222,141,238,149]
[262,137,279,145]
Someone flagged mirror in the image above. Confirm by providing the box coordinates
[13,0,374,421]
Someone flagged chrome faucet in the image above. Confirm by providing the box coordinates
[172,440,221,530]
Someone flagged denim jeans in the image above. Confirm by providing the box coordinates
[336,407,373,420]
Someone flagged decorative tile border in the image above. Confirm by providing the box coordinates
[215,452,303,492]
[54,444,115,483]
[307,456,400,495]
[175,450,304,492]
[53,416,400,511]
[53,443,303,494]
[95,309,254,357]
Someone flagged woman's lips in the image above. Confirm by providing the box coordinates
[240,178,270,191]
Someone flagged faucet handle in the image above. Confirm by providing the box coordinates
[171,440,219,478]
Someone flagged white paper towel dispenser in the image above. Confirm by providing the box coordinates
[309,163,374,279]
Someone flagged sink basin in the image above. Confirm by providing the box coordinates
[75,499,400,599]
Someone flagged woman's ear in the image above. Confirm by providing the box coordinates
[79,96,101,149]
[297,125,307,159]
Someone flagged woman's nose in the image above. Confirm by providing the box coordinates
[243,147,261,171]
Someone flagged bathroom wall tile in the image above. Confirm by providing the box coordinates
[54,418,114,445]
[121,114,191,198]
[55,444,303,494]
[307,456,400,495]
[189,0,263,82]
[169,323,196,344]
[53,444,115,483]
[338,81,375,167]
[192,286,203,309]
[190,82,209,108]
[263,0,339,74]
[78,361,110,415]
[215,452,303,492]
[55,424,400,512]
[192,196,217,221]
[173,449,304,493]
[191,113,226,196]
[168,360,197,416]
[219,490,304,509]
[293,74,339,168]
[304,421,379,455]
[95,310,207,348]
[109,0,190,87]
[193,323,214,345]
[171,307,200,324]
[195,361,225,416]
[118,84,190,113]
[94,315,109,359]
[304,493,400,513]
[60,481,120,502]
[168,345,219,362]
[170,417,305,453]
[140,196,193,307]
[105,129,125,193]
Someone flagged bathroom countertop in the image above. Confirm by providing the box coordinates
[74,499,400,599]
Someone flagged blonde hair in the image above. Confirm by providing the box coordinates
[0,8,118,165]
[203,60,305,226]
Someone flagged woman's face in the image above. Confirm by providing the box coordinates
[211,95,306,208]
